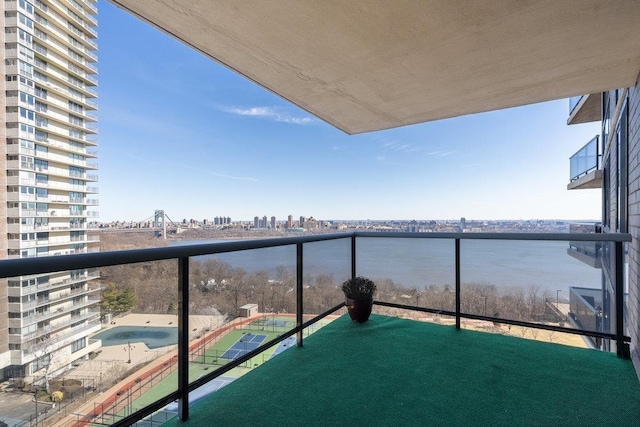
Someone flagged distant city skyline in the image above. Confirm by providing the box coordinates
[98,216,599,226]
[97,1,601,223]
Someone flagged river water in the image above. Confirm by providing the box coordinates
[168,237,603,299]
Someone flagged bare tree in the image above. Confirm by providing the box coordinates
[26,335,63,393]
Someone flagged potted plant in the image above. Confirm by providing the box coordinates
[341,276,376,323]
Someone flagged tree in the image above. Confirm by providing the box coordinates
[117,287,136,313]
[100,284,137,319]
[100,284,119,319]
[26,335,62,393]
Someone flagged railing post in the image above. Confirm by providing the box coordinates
[614,241,628,358]
[177,257,189,420]
[455,238,461,330]
[296,243,304,347]
[351,234,357,279]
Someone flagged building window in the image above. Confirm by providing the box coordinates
[34,159,48,171]
[19,0,34,15]
[20,91,34,106]
[71,338,86,353]
[69,166,84,177]
[35,115,48,127]
[35,86,47,99]
[32,354,50,372]
[18,12,34,29]
[69,114,84,126]
[19,107,34,120]
[69,101,84,113]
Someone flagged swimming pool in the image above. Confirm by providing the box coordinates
[92,326,178,349]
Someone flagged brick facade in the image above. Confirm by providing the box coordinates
[627,82,640,371]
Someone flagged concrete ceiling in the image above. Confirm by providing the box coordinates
[109,0,640,134]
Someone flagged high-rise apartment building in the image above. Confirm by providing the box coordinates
[1,0,99,382]
[567,84,640,368]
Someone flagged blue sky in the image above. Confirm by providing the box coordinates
[96,1,601,223]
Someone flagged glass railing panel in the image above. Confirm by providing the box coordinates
[301,238,350,336]
[459,239,607,348]
[569,95,583,115]
[75,260,179,426]
[182,244,296,423]
[597,240,627,353]
[570,135,599,181]
[302,237,350,316]
[356,237,456,318]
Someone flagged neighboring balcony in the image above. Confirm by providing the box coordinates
[0,231,635,426]
[568,135,601,190]
[567,223,602,268]
[567,94,601,125]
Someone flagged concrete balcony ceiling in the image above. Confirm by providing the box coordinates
[118,1,640,134]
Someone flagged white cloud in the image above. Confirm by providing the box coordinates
[426,150,457,157]
[220,105,314,125]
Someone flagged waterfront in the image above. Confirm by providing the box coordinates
[169,237,602,298]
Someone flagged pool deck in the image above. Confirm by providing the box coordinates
[64,314,222,376]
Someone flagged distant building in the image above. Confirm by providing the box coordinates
[287,215,293,229]
[254,216,259,228]
[306,217,317,229]
[239,304,259,318]
[271,216,276,229]
[0,0,100,382]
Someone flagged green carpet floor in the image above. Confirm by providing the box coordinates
[164,314,640,426]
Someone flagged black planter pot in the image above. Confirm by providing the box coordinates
[345,297,373,323]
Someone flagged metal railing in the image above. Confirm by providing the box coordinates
[570,135,600,181]
[0,231,631,426]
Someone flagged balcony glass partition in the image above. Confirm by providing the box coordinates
[570,135,600,181]
[569,95,583,115]
[356,237,455,314]
[302,237,350,317]
[0,231,631,427]
[459,239,604,343]
[83,259,179,426]
[183,243,297,423]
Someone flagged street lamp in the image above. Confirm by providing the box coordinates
[34,389,39,427]
[125,341,134,363]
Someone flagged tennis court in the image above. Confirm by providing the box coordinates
[265,319,289,327]
[251,317,294,329]
[220,333,267,360]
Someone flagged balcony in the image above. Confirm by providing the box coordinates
[0,231,634,426]
[567,94,602,125]
[567,223,603,268]
[568,135,602,190]
[144,312,640,427]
